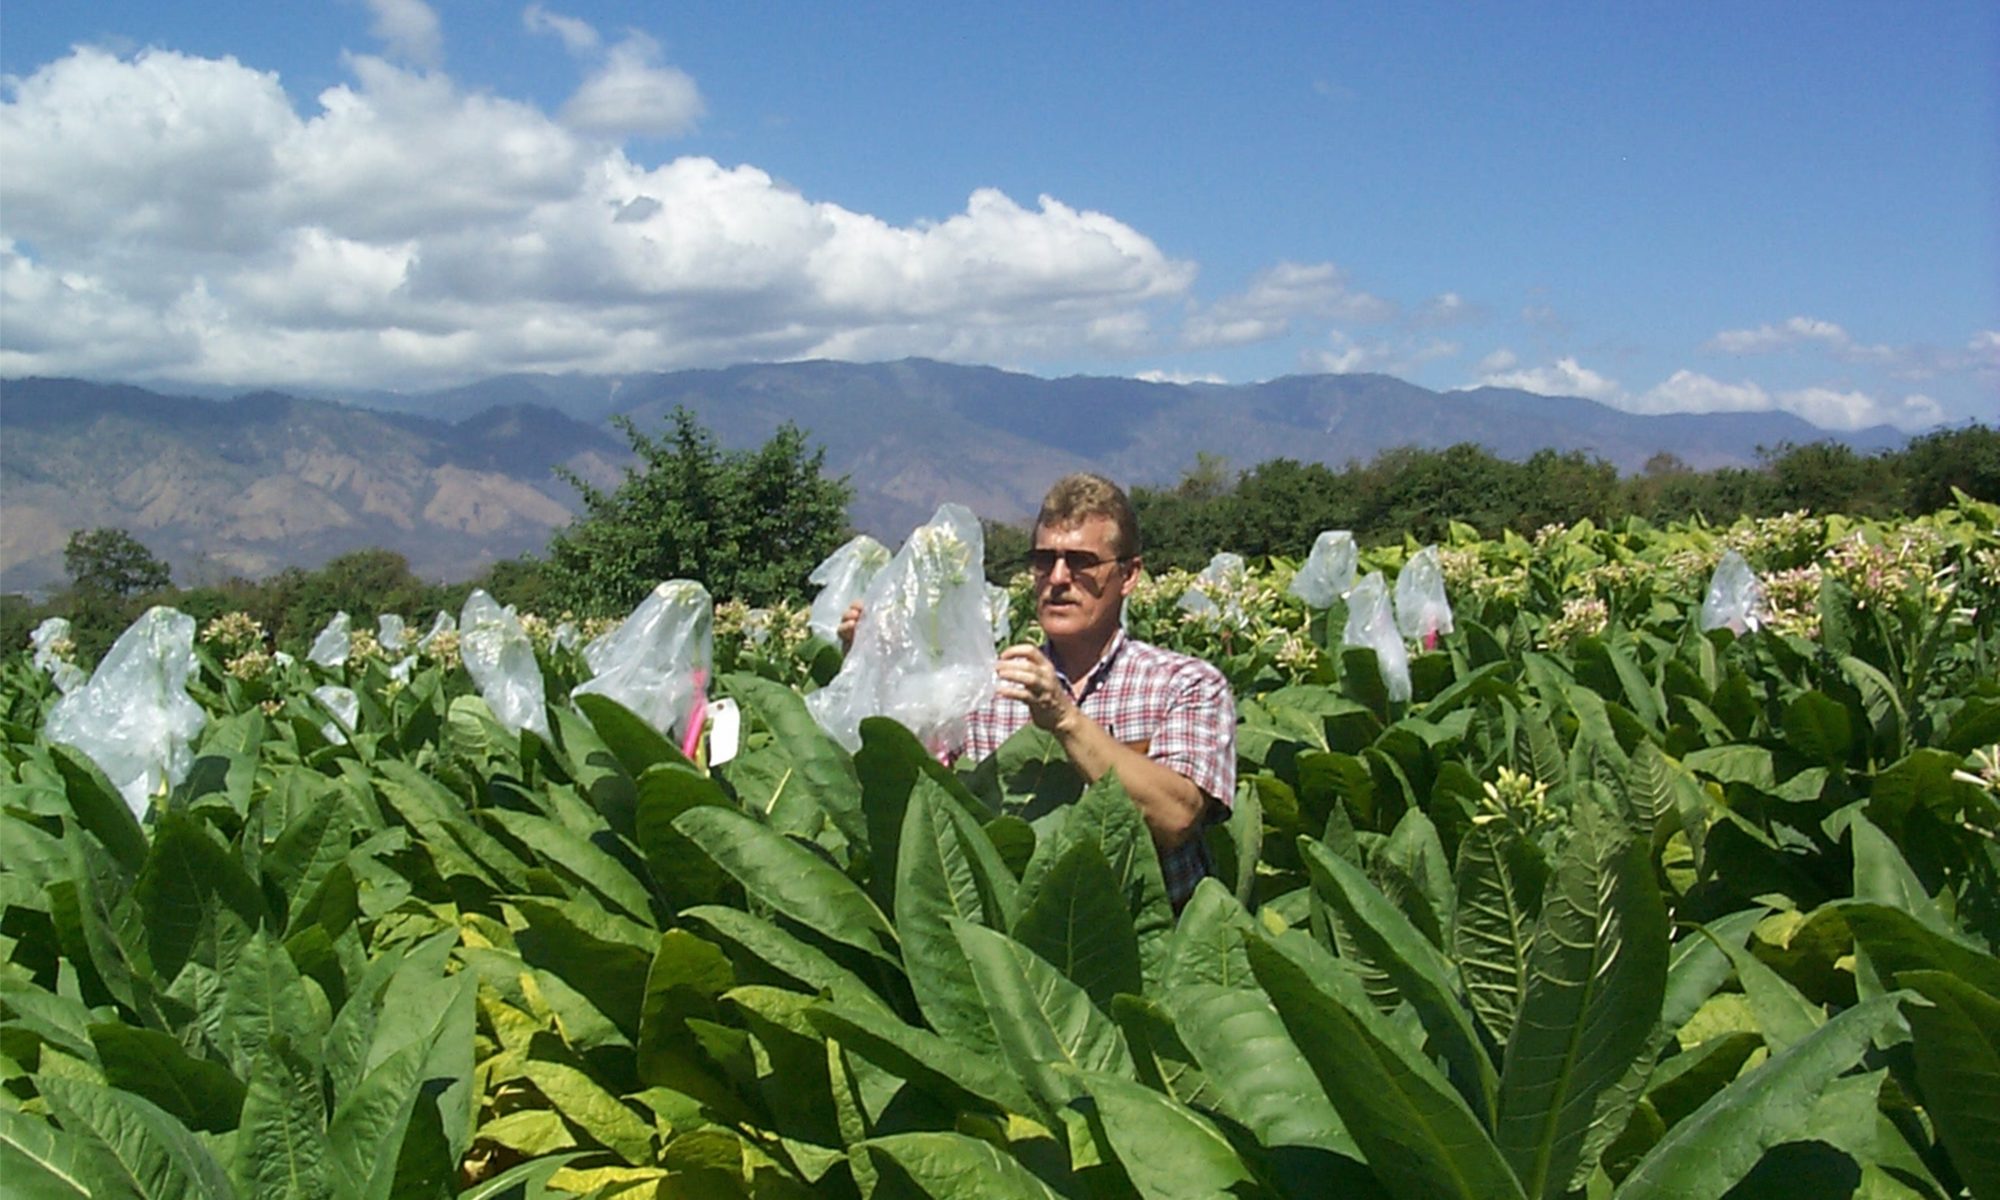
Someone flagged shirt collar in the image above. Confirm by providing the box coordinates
[1049,628,1128,701]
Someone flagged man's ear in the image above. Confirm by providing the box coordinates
[1119,556,1143,598]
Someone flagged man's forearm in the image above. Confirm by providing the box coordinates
[1051,709,1206,851]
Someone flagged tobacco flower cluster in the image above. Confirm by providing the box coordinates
[200,611,266,657]
[1761,564,1825,640]
[1543,596,1609,650]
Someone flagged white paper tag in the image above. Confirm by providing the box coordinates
[705,697,741,766]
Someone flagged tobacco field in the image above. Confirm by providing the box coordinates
[3,499,1998,1200]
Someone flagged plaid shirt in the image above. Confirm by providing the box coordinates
[962,631,1236,907]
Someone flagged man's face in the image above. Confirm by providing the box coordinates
[1031,516,1138,647]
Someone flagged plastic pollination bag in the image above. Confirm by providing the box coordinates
[307,611,351,668]
[808,534,893,644]
[1178,552,1250,624]
[45,606,206,817]
[1289,530,1357,609]
[1700,549,1766,635]
[807,504,998,753]
[574,580,714,748]
[460,590,549,737]
[1394,545,1455,650]
[1343,572,1412,703]
[377,613,410,654]
[29,616,85,694]
[312,684,361,745]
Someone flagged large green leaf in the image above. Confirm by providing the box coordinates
[1303,839,1496,1122]
[0,1108,94,1200]
[368,760,531,893]
[1898,971,2000,1200]
[217,928,322,1080]
[1071,1069,1263,1200]
[1017,774,1174,990]
[260,784,356,932]
[482,807,655,924]
[862,1131,1066,1200]
[807,1001,1039,1117]
[678,906,889,1013]
[1011,838,1144,1012]
[1661,908,1767,1036]
[631,762,732,910]
[1782,691,1852,769]
[724,673,868,853]
[87,1024,246,1135]
[896,780,1005,1059]
[953,919,1133,1111]
[1841,902,2000,1001]
[1378,806,1454,946]
[36,1073,235,1200]
[1494,806,1667,1200]
[1164,879,1257,991]
[132,809,268,984]
[1847,814,1953,935]
[1162,981,1357,1158]
[325,971,474,1200]
[1245,930,1525,1200]
[1451,819,1549,1048]
[510,897,656,1039]
[855,715,993,905]
[1611,993,1907,1200]
[48,746,148,878]
[673,805,899,967]
[571,690,685,779]
[230,1036,330,1200]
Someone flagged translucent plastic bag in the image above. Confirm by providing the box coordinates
[1178,552,1249,625]
[30,617,84,694]
[308,612,351,667]
[417,611,455,651]
[45,606,205,816]
[460,590,549,737]
[377,614,409,654]
[1700,550,1766,635]
[986,583,1013,646]
[1289,530,1357,609]
[808,535,892,644]
[574,580,714,743]
[807,504,998,752]
[1343,572,1411,703]
[313,684,360,745]
[1394,545,1455,649]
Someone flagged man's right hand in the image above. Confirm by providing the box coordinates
[837,601,863,652]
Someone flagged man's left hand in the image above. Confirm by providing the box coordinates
[994,644,1073,732]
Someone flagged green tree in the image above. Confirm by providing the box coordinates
[545,409,852,613]
[1896,423,2000,511]
[64,528,171,597]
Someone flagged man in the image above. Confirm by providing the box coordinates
[852,473,1235,907]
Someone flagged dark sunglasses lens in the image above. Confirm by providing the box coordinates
[1029,549,1115,573]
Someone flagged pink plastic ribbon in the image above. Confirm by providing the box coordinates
[680,667,709,760]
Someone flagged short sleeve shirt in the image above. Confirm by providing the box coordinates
[961,631,1237,906]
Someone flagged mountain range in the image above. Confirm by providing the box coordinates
[0,360,1913,595]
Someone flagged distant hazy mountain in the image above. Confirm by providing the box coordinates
[0,361,1914,593]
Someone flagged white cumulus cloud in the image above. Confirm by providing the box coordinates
[1182,260,1394,349]
[1477,355,1622,403]
[524,3,600,55]
[0,44,1193,390]
[365,0,443,68]
[1622,370,1940,431]
[560,32,704,137]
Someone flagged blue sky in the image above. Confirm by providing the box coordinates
[2,1,1993,430]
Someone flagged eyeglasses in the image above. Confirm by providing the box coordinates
[1027,548,1132,576]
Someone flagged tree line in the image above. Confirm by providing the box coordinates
[8,415,1993,659]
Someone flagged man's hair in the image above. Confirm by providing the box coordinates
[1037,473,1141,558]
